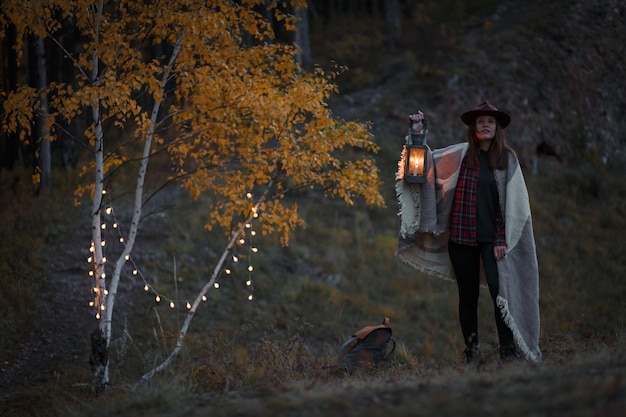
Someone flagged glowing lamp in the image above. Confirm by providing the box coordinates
[403,118,429,183]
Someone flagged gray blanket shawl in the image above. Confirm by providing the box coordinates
[396,142,541,362]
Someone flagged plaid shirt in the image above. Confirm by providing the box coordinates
[449,155,506,246]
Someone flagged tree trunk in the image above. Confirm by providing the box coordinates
[89,0,108,394]
[61,16,78,171]
[384,0,402,52]
[0,24,20,171]
[295,3,313,70]
[35,36,51,192]
[135,187,271,389]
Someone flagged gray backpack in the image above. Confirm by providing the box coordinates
[337,317,396,373]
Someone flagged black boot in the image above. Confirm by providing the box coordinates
[499,345,520,362]
[463,344,480,365]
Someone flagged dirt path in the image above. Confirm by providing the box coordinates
[0,215,94,399]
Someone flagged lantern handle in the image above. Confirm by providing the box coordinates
[407,117,428,146]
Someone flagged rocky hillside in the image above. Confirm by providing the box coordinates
[325,0,625,172]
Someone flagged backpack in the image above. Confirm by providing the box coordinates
[337,317,396,373]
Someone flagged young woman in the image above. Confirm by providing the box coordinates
[397,101,541,364]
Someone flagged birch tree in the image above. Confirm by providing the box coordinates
[0,0,384,393]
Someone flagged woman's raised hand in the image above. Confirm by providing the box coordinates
[409,111,424,122]
[409,111,424,132]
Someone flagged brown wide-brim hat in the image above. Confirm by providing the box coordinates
[461,101,511,128]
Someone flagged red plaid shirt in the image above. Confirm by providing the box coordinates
[449,155,506,246]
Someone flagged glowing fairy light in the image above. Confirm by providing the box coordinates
[86,189,265,323]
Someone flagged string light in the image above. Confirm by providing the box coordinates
[87,190,262,321]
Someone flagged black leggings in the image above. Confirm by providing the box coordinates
[448,240,514,349]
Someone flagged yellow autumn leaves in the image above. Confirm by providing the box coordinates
[1,0,384,244]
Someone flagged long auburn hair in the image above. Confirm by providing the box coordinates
[465,119,511,170]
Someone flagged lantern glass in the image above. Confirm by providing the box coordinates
[404,145,427,183]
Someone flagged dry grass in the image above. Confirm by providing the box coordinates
[1,158,625,416]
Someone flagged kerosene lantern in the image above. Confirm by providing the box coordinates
[403,117,428,183]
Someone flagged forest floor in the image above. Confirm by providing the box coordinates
[0,206,95,400]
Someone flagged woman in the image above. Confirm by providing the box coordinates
[396,101,541,364]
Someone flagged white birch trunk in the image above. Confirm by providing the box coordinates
[89,0,108,393]
[134,187,271,389]
[97,34,183,390]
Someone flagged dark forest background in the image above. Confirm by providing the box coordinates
[2,0,625,177]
